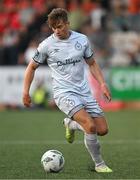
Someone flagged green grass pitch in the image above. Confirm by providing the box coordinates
[0,109,140,179]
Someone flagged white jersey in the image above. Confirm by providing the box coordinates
[33,31,94,97]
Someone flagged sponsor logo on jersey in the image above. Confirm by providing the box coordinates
[57,58,81,66]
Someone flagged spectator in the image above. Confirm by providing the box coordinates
[90,1,107,30]
[19,0,36,26]
[68,0,85,31]
[0,35,6,65]
[32,80,56,109]
[24,39,38,64]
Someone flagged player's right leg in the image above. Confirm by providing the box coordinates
[63,117,85,143]
[63,118,75,143]
[54,92,84,144]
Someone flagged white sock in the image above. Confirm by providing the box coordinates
[64,118,84,131]
[84,133,105,166]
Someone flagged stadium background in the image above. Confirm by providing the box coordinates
[1,0,140,110]
[0,0,140,179]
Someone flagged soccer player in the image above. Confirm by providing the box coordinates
[22,8,112,173]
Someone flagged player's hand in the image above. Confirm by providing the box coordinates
[101,83,111,102]
[22,93,31,107]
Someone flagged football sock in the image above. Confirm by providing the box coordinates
[65,118,84,131]
[84,133,105,166]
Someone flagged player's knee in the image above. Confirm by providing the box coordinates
[97,128,108,136]
[86,122,96,134]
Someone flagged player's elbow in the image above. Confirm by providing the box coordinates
[28,60,39,71]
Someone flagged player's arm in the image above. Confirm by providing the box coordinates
[22,60,39,107]
[86,58,111,102]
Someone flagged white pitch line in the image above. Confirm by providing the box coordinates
[0,140,140,145]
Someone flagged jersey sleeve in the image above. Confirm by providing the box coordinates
[33,41,48,64]
[83,37,94,60]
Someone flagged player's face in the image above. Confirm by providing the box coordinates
[52,20,70,39]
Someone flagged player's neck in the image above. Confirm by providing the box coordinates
[64,30,71,39]
[54,30,72,40]
[60,31,71,40]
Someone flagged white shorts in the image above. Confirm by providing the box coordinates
[54,92,104,118]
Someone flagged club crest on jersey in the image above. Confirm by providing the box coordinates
[75,41,82,51]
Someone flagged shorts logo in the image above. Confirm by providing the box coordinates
[62,98,75,108]
[75,41,82,51]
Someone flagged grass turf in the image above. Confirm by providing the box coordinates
[0,109,140,179]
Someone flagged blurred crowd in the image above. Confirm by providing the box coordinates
[0,0,140,67]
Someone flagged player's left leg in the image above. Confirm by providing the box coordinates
[91,116,112,172]
[63,113,109,143]
[63,116,112,172]
[93,116,108,136]
[63,116,108,135]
